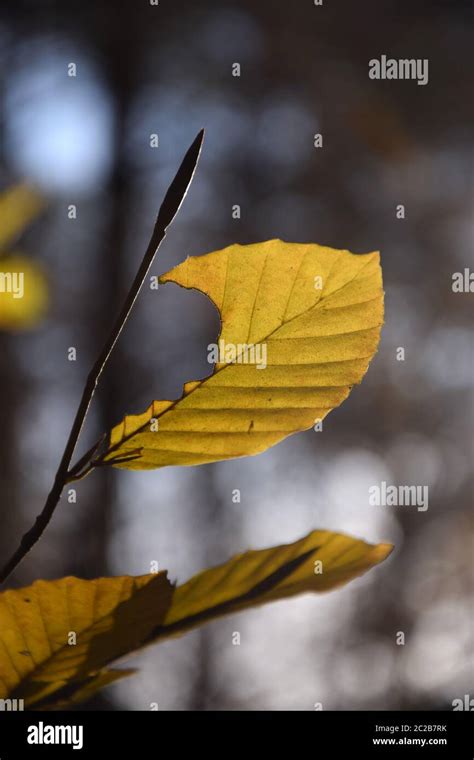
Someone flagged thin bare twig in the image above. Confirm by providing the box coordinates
[65,434,107,482]
[0,129,204,584]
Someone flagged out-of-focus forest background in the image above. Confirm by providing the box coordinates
[0,0,472,710]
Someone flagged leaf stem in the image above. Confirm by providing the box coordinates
[0,129,204,584]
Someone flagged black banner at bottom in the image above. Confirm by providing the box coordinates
[0,710,472,757]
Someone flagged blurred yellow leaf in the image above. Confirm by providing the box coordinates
[0,184,48,330]
[0,530,391,708]
[0,253,48,330]
[0,184,43,251]
[101,240,384,469]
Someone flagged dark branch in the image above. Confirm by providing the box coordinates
[0,129,205,584]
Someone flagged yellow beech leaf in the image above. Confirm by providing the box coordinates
[0,253,48,330]
[0,184,43,251]
[100,240,383,469]
[0,572,173,708]
[0,530,391,708]
[158,529,392,636]
[37,669,137,711]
